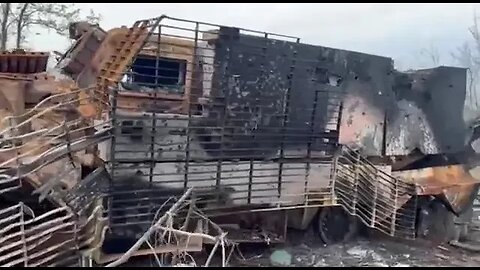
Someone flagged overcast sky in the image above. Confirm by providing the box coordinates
[27,3,480,71]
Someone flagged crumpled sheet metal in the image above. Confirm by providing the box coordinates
[386,67,468,156]
[58,23,107,79]
[393,165,480,214]
[339,66,468,157]
[0,48,110,266]
[0,69,109,194]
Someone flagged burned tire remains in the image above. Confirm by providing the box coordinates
[315,206,359,245]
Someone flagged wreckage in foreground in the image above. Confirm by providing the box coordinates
[0,15,479,266]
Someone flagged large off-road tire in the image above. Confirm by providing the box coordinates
[314,206,359,245]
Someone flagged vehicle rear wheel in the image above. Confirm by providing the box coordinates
[314,206,358,245]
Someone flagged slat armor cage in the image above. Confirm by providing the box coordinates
[104,15,418,243]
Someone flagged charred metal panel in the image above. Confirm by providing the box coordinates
[386,67,468,156]
[63,166,110,213]
[336,51,394,156]
[209,30,396,157]
[207,28,353,158]
[205,27,294,158]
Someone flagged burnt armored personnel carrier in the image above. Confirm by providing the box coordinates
[48,15,480,262]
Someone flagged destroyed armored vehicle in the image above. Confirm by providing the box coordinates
[0,15,479,266]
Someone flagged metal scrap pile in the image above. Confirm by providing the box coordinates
[0,20,140,266]
[0,47,112,266]
[0,19,213,266]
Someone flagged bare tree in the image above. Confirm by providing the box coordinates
[0,3,12,50]
[0,3,101,50]
[452,11,480,112]
[420,43,441,67]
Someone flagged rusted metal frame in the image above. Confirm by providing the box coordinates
[19,203,28,267]
[335,179,405,217]
[330,152,338,205]
[3,216,73,248]
[410,195,418,237]
[0,123,91,170]
[215,31,234,203]
[114,119,341,133]
[371,169,379,227]
[149,24,162,185]
[28,247,78,267]
[107,85,118,227]
[0,100,88,143]
[334,147,417,237]
[336,164,392,200]
[339,151,359,217]
[106,17,163,218]
[1,130,110,180]
[0,221,75,265]
[278,37,300,200]
[304,90,320,205]
[247,160,254,204]
[61,118,77,169]
[153,15,299,41]
[381,110,388,156]
[0,51,49,74]
[341,147,413,190]
[0,119,83,147]
[109,177,310,202]
[72,211,80,266]
[336,161,396,210]
[335,92,344,149]
[246,32,269,204]
[0,206,68,235]
[107,182,319,208]
[98,17,162,110]
[145,24,163,221]
[0,92,88,138]
[98,20,146,87]
[0,173,19,194]
[390,176,399,236]
[10,115,23,192]
[8,238,76,267]
[0,121,85,166]
[19,239,75,266]
[184,22,200,191]
[110,201,338,229]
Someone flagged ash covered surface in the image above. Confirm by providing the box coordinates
[113,227,480,267]
[222,228,480,267]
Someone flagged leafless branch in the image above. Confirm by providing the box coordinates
[104,188,236,267]
[0,3,101,49]
[452,9,480,111]
[204,238,221,267]
[105,188,193,267]
[0,3,11,50]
